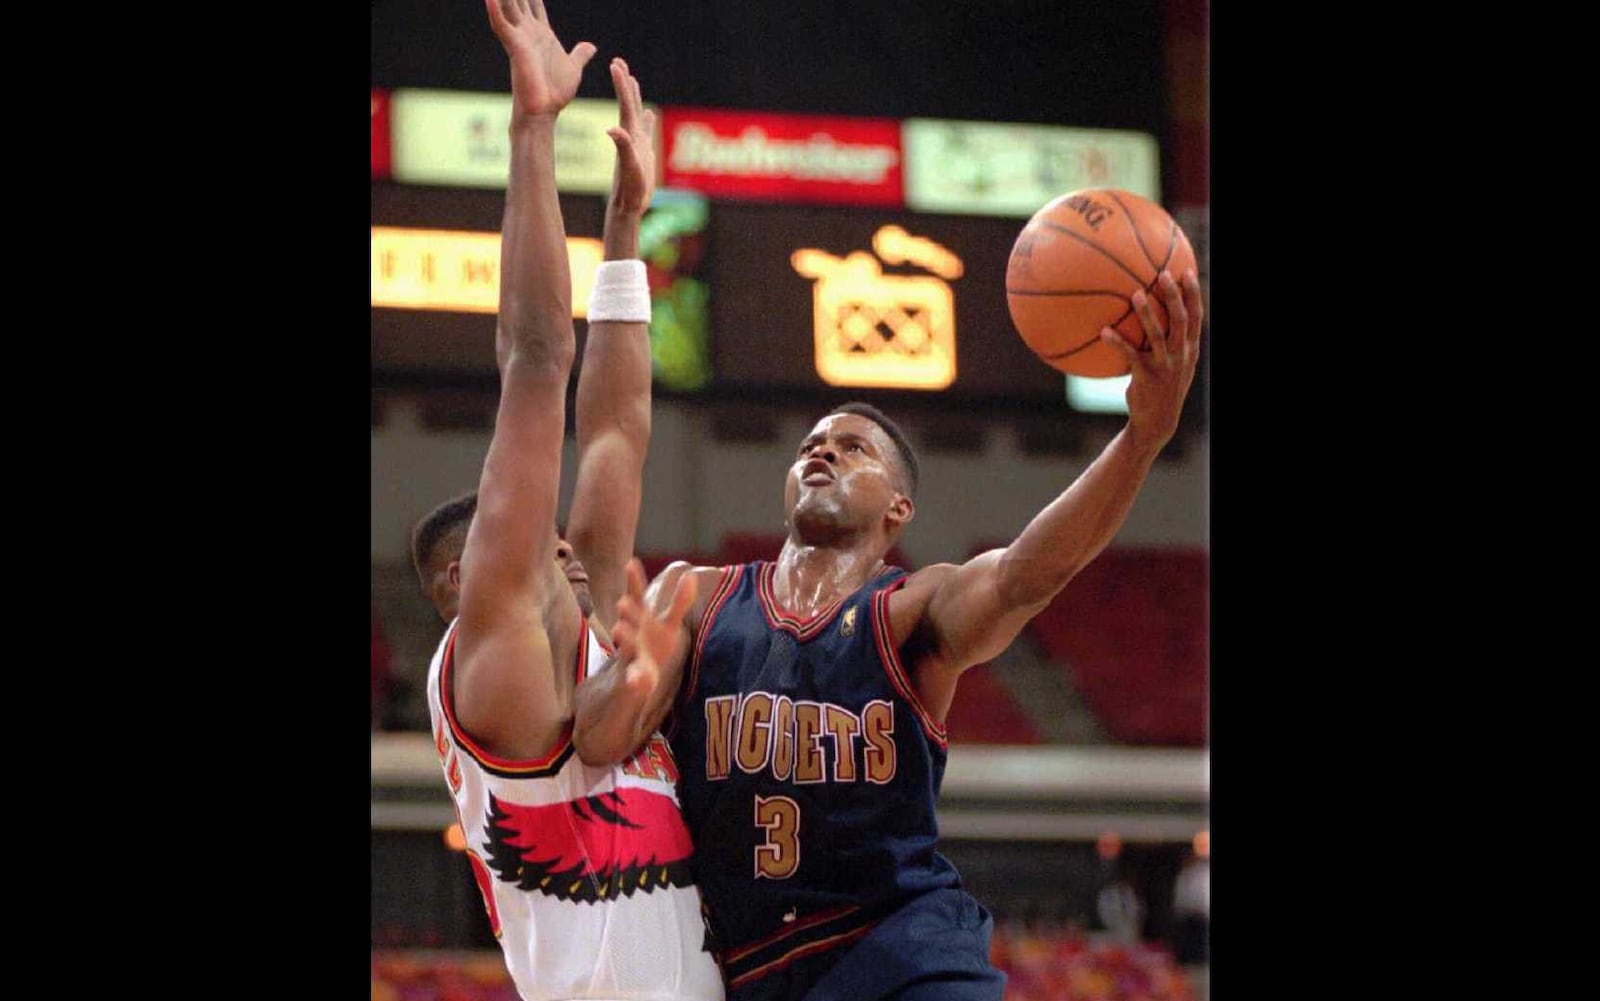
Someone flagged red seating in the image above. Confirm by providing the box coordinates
[989,924,1199,1001]
[944,664,1042,744]
[372,934,1200,1001]
[1014,546,1208,746]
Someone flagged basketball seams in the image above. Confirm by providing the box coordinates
[1033,220,1148,287]
[1028,213,1158,356]
[1106,190,1162,277]
[1039,299,1136,360]
[1004,289,1136,298]
[1043,334,1112,361]
[1157,221,1178,275]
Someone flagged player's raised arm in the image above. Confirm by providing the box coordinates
[567,58,658,633]
[894,269,1205,702]
[451,0,597,760]
[573,561,724,765]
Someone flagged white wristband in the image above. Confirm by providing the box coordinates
[586,260,652,323]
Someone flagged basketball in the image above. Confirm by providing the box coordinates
[1006,188,1196,378]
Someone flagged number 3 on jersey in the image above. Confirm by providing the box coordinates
[754,795,800,879]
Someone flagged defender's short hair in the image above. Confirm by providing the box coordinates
[829,401,919,499]
[410,491,477,583]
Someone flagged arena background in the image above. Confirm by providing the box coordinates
[371,2,1211,999]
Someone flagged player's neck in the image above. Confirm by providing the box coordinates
[771,541,885,619]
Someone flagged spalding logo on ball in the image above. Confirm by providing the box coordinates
[1006,188,1196,378]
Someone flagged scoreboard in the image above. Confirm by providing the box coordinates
[370,93,1205,421]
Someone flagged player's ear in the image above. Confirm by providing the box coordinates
[447,560,462,591]
[886,493,914,528]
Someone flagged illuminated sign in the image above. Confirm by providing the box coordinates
[372,89,391,179]
[902,119,1159,217]
[1066,374,1130,414]
[662,108,902,206]
[369,188,1157,409]
[794,226,959,390]
[706,204,1070,402]
[389,89,649,193]
[371,227,604,316]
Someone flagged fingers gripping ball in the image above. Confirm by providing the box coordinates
[1006,188,1196,378]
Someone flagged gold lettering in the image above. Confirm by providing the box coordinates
[793,701,825,783]
[862,699,896,784]
[771,696,795,781]
[823,705,861,782]
[736,693,775,773]
[754,795,801,880]
[704,695,737,780]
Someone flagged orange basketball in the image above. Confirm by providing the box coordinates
[1005,188,1196,378]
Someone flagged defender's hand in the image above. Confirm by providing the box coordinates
[610,560,697,702]
[605,57,656,218]
[484,0,597,120]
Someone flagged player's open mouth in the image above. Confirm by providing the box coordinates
[801,460,834,485]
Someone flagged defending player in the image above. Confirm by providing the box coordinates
[415,2,723,998]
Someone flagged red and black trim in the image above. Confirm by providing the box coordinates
[755,561,858,641]
[439,615,595,779]
[683,564,742,709]
[870,579,948,748]
[721,904,880,990]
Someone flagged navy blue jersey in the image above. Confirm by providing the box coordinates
[669,561,964,995]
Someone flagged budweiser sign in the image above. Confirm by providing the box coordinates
[662,108,903,206]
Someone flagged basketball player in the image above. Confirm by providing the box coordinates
[574,269,1205,999]
[413,2,722,998]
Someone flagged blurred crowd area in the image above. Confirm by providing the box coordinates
[372,536,1207,748]
[373,928,1203,1001]
[372,828,1210,1000]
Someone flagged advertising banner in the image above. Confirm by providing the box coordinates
[903,119,1159,217]
[390,89,639,193]
[662,107,903,207]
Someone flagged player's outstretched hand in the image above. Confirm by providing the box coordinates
[484,0,597,120]
[1100,268,1204,450]
[605,58,656,217]
[610,560,697,702]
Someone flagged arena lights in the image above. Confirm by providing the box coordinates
[371,226,605,317]
[793,225,961,390]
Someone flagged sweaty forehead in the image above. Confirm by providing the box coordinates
[804,412,889,449]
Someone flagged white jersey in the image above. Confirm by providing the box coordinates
[426,615,725,1001]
